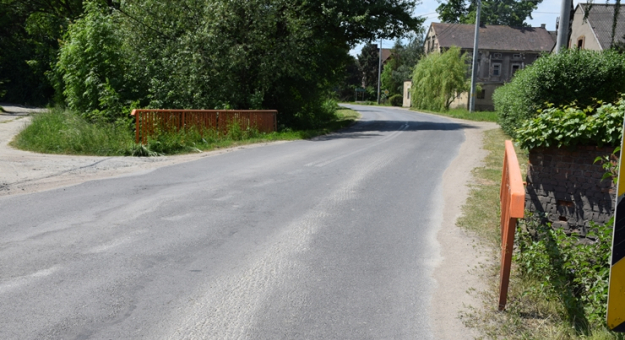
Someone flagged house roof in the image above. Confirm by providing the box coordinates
[579,3,625,50]
[429,22,555,52]
[381,48,392,63]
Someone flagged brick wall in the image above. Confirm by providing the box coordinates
[525,146,617,235]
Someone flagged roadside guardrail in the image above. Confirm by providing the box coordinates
[131,109,278,144]
[498,140,525,310]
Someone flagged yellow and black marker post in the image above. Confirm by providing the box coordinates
[608,144,625,332]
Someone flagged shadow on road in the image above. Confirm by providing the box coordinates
[312,120,476,141]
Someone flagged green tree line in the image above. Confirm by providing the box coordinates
[1,0,422,128]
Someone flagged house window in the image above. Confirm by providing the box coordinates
[512,53,522,59]
[577,36,585,49]
[492,63,501,76]
[477,89,486,99]
[511,64,521,76]
[493,53,502,60]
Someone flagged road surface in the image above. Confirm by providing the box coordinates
[0,105,477,339]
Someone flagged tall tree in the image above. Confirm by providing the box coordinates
[436,0,542,27]
[358,43,380,90]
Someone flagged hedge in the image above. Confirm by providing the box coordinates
[494,50,625,137]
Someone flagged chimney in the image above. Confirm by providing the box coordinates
[541,24,546,28]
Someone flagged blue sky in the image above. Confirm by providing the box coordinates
[349,0,594,57]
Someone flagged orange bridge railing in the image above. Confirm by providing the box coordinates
[498,140,525,310]
[131,109,278,144]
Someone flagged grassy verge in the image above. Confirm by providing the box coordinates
[459,129,621,339]
[340,101,393,107]
[11,107,360,156]
[412,107,499,122]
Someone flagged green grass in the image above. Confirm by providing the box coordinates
[412,107,499,122]
[457,129,622,340]
[11,107,360,156]
[11,108,136,155]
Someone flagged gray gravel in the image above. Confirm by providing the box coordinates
[0,105,473,339]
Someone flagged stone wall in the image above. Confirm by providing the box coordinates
[525,146,617,236]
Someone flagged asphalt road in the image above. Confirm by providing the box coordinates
[0,105,469,339]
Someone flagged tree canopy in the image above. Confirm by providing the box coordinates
[436,0,542,27]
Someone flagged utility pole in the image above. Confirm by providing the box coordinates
[377,38,382,105]
[555,0,572,53]
[469,0,481,113]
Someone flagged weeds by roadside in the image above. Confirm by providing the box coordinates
[11,108,360,156]
[458,129,622,339]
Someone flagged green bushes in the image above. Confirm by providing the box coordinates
[515,214,613,330]
[515,98,625,149]
[494,50,625,137]
[411,46,470,111]
[389,94,403,107]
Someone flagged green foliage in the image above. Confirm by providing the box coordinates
[515,98,625,149]
[595,146,621,184]
[515,214,613,330]
[380,35,424,97]
[358,43,381,90]
[411,46,469,111]
[389,94,403,106]
[0,0,84,105]
[10,107,135,155]
[436,0,542,26]
[54,1,132,123]
[494,49,625,137]
[334,56,362,102]
[51,0,420,129]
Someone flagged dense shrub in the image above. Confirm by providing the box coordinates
[515,98,625,149]
[389,94,403,106]
[494,50,625,137]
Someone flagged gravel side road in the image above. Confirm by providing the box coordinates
[0,104,498,339]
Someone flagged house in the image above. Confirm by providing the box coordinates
[569,3,625,50]
[417,23,555,110]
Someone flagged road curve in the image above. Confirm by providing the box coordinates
[0,105,471,339]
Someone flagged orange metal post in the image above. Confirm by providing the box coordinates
[498,140,525,311]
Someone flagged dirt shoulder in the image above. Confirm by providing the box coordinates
[0,105,285,197]
[432,114,498,339]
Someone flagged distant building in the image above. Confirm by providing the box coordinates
[416,22,555,111]
[402,81,412,108]
[569,3,625,50]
